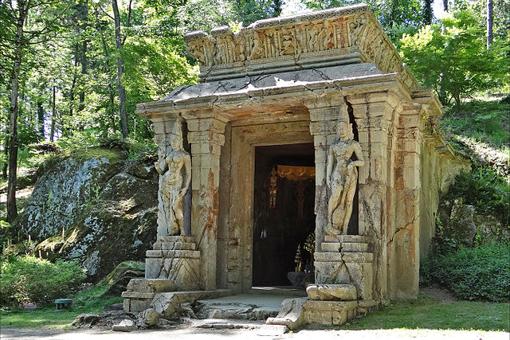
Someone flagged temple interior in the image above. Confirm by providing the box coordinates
[252,143,316,287]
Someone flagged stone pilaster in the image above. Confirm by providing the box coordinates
[307,99,344,250]
[346,92,398,302]
[187,115,227,291]
[390,103,422,299]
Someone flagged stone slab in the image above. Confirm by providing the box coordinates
[306,284,357,301]
[145,249,200,258]
[266,297,307,331]
[153,241,196,250]
[151,289,232,318]
[125,279,176,294]
[324,235,370,243]
[321,242,369,252]
[315,251,374,263]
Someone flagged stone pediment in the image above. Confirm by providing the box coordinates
[185,4,418,90]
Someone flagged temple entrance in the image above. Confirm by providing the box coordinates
[252,143,315,287]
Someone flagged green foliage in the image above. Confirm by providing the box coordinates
[400,9,510,106]
[344,292,509,331]
[0,282,123,329]
[0,256,86,306]
[231,0,283,26]
[428,243,510,302]
[441,99,510,149]
[444,168,509,227]
[125,138,157,161]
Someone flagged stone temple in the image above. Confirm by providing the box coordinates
[123,4,466,328]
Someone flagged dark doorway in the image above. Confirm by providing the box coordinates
[252,143,315,287]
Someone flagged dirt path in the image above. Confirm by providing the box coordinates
[1,327,508,340]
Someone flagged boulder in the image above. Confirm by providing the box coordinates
[15,148,158,279]
[112,319,137,332]
[138,308,160,328]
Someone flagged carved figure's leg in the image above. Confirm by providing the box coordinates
[341,168,358,234]
[326,181,342,235]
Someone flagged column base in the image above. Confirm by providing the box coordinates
[314,236,374,300]
[145,236,201,290]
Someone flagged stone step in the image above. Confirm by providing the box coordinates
[192,318,288,335]
[158,235,195,243]
[321,242,369,252]
[145,249,200,258]
[324,235,369,243]
[194,301,280,321]
[314,251,373,263]
[153,241,196,250]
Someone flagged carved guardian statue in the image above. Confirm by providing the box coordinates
[155,122,192,236]
[325,121,365,236]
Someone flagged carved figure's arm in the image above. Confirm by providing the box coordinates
[350,143,365,168]
[154,151,167,175]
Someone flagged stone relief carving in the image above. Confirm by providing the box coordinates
[155,121,192,236]
[325,121,365,236]
[184,6,418,89]
[186,17,353,67]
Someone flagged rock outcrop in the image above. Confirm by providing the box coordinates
[16,148,158,279]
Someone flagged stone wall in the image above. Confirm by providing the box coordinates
[419,137,470,258]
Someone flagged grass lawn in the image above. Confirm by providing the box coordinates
[344,293,510,332]
[0,284,122,329]
[1,289,508,331]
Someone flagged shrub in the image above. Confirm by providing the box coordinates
[429,243,510,302]
[0,256,86,307]
[443,168,510,227]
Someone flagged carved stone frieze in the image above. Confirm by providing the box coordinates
[184,4,418,90]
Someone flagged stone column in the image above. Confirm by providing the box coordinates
[345,93,399,303]
[187,114,227,291]
[144,117,201,289]
[390,103,422,299]
[307,100,341,250]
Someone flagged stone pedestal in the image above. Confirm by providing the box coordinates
[314,235,374,300]
[122,278,177,312]
[145,236,201,290]
[303,300,358,326]
[123,236,202,313]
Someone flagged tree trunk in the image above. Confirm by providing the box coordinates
[487,0,493,48]
[7,1,28,223]
[37,99,45,139]
[111,0,128,139]
[443,0,448,12]
[423,0,433,25]
[77,0,88,112]
[50,85,57,142]
[66,46,78,135]
[2,135,7,180]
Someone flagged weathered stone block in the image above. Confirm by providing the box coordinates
[302,300,357,326]
[306,284,357,301]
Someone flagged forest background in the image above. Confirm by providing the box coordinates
[1,0,509,223]
[0,1,509,326]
